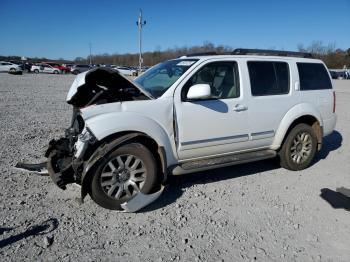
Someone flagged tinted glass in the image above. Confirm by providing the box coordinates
[182,62,240,100]
[297,63,332,90]
[248,61,290,96]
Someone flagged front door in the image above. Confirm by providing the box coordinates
[174,61,250,160]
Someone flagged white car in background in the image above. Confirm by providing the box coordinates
[113,66,136,76]
[0,61,23,74]
[31,63,61,74]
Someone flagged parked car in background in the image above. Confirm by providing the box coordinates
[71,64,92,75]
[113,66,137,76]
[44,62,70,74]
[0,61,23,74]
[64,64,74,70]
[31,63,61,74]
[329,70,338,79]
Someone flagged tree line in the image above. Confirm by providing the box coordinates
[1,41,349,69]
[83,41,350,69]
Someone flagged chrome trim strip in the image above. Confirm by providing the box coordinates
[181,134,249,146]
[251,130,275,139]
[179,146,271,163]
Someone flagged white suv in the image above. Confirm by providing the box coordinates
[45,49,337,211]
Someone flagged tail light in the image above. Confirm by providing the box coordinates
[333,91,336,113]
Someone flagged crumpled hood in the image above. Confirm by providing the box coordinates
[66,67,151,108]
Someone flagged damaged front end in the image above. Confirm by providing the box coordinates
[42,68,164,212]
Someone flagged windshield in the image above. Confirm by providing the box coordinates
[135,59,198,98]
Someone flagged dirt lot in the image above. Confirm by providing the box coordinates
[0,73,349,261]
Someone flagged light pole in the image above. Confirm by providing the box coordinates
[136,9,146,73]
[89,42,92,65]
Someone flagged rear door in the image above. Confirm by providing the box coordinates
[174,60,250,160]
[246,60,298,148]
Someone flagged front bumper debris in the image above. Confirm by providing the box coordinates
[14,162,49,176]
[45,138,76,190]
[121,186,165,212]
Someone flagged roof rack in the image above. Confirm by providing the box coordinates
[232,48,313,58]
[184,52,218,57]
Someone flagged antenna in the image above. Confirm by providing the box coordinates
[136,9,146,74]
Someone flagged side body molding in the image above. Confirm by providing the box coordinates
[271,103,323,150]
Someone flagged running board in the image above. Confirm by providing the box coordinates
[172,149,276,175]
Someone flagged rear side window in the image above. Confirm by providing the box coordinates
[248,61,290,96]
[297,63,332,90]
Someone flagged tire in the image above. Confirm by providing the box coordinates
[90,143,158,210]
[9,68,16,73]
[34,69,39,74]
[72,70,80,75]
[54,70,59,74]
[278,123,317,171]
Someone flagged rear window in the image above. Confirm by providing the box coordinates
[297,63,332,90]
[248,61,290,96]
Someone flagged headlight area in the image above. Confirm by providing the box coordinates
[74,127,97,161]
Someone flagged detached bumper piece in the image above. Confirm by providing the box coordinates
[121,186,165,212]
[14,162,49,176]
[45,138,76,190]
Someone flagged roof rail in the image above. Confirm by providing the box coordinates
[184,52,218,57]
[232,48,313,58]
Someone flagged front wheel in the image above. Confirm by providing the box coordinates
[279,123,317,171]
[34,69,39,74]
[54,70,59,74]
[90,143,158,210]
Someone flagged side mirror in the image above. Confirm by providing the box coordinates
[187,84,211,100]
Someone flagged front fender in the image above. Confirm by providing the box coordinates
[272,103,323,149]
[85,112,177,165]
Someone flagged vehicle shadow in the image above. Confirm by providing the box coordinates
[320,187,350,211]
[142,130,342,212]
[312,130,342,164]
[0,227,15,235]
[142,158,279,212]
[0,218,59,249]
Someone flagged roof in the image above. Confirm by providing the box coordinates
[181,48,316,62]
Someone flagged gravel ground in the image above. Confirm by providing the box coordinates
[0,73,349,261]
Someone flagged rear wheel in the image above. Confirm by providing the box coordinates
[54,70,59,74]
[9,68,16,73]
[279,123,317,171]
[90,143,158,210]
[34,69,39,74]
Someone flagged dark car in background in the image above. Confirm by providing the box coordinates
[329,70,338,79]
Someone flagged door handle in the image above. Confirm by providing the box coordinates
[233,104,248,112]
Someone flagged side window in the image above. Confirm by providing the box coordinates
[248,61,290,96]
[182,62,240,100]
[297,63,332,90]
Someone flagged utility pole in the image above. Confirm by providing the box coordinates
[136,9,146,73]
[89,42,92,65]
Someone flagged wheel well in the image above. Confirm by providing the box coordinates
[86,131,166,187]
[282,115,322,149]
